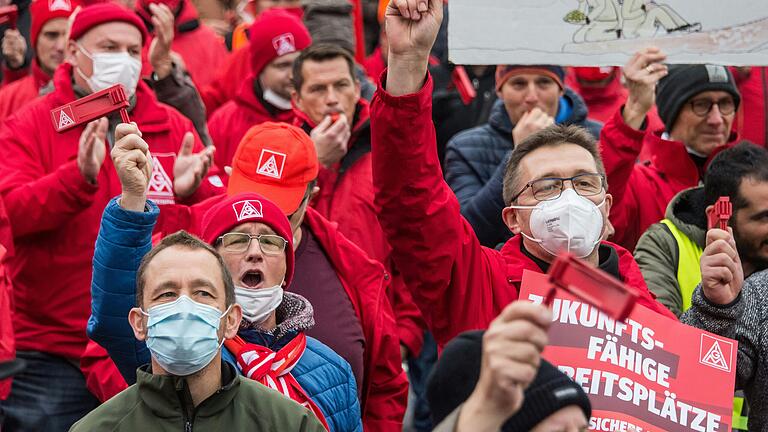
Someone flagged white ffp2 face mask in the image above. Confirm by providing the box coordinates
[77,45,142,98]
[235,282,284,324]
[509,188,605,258]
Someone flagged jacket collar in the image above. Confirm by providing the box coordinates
[32,60,52,90]
[499,235,622,283]
[488,87,591,138]
[52,62,171,133]
[643,131,736,188]
[665,186,707,248]
[234,75,294,122]
[136,360,240,420]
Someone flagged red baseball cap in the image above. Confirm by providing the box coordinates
[201,192,295,286]
[227,122,319,215]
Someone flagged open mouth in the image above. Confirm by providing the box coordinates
[241,271,263,288]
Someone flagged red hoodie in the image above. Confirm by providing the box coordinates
[370,73,677,350]
[0,63,224,361]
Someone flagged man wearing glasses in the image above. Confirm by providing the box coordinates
[599,47,741,251]
[369,0,676,352]
[87,123,363,432]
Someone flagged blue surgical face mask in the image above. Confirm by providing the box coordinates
[142,296,232,376]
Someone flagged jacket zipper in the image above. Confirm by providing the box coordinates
[177,379,196,432]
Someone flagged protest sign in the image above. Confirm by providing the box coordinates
[448,0,768,66]
[520,270,737,432]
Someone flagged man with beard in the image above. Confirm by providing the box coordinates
[636,142,768,317]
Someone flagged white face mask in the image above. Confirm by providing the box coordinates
[77,45,142,98]
[262,87,293,111]
[235,282,284,324]
[509,188,605,258]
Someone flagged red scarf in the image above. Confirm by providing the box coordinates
[224,333,329,431]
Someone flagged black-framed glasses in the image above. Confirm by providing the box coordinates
[217,233,287,255]
[510,173,605,202]
[688,97,736,117]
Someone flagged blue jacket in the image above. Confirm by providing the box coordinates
[445,88,603,247]
[88,198,363,432]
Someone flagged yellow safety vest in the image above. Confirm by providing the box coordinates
[660,218,748,430]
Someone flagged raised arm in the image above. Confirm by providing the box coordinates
[88,123,155,382]
[372,0,505,346]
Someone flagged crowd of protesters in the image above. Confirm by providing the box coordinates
[0,0,765,430]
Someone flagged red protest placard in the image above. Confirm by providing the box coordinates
[520,270,737,432]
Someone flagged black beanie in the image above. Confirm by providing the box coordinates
[427,330,592,431]
[656,64,741,132]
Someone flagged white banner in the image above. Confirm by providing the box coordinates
[448,0,768,66]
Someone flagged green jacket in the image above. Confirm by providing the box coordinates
[70,361,326,432]
[634,186,707,317]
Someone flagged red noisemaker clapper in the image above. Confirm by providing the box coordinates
[708,196,732,230]
[0,6,18,29]
[50,84,130,132]
[544,253,639,321]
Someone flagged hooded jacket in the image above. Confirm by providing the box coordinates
[0,60,51,124]
[294,101,426,360]
[600,108,736,251]
[88,198,363,432]
[370,72,677,349]
[634,187,707,317]
[137,0,229,87]
[0,63,223,361]
[207,76,295,174]
[70,361,327,432]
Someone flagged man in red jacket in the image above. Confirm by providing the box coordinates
[0,196,14,402]
[0,0,80,123]
[135,0,230,87]
[291,43,426,361]
[370,0,675,351]
[600,48,741,251]
[0,4,223,431]
[154,122,410,432]
[207,9,311,175]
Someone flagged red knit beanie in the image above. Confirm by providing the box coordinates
[30,0,80,49]
[69,3,149,45]
[249,8,311,77]
[201,193,295,286]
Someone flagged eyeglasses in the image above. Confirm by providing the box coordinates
[217,233,287,255]
[688,98,736,117]
[510,173,605,202]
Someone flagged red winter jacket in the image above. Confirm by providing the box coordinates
[79,340,128,402]
[200,45,251,116]
[155,199,408,432]
[0,196,14,399]
[599,108,736,251]
[138,0,230,87]
[0,63,224,361]
[207,75,295,174]
[370,73,676,349]
[294,102,426,357]
[731,66,767,147]
[0,61,51,124]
